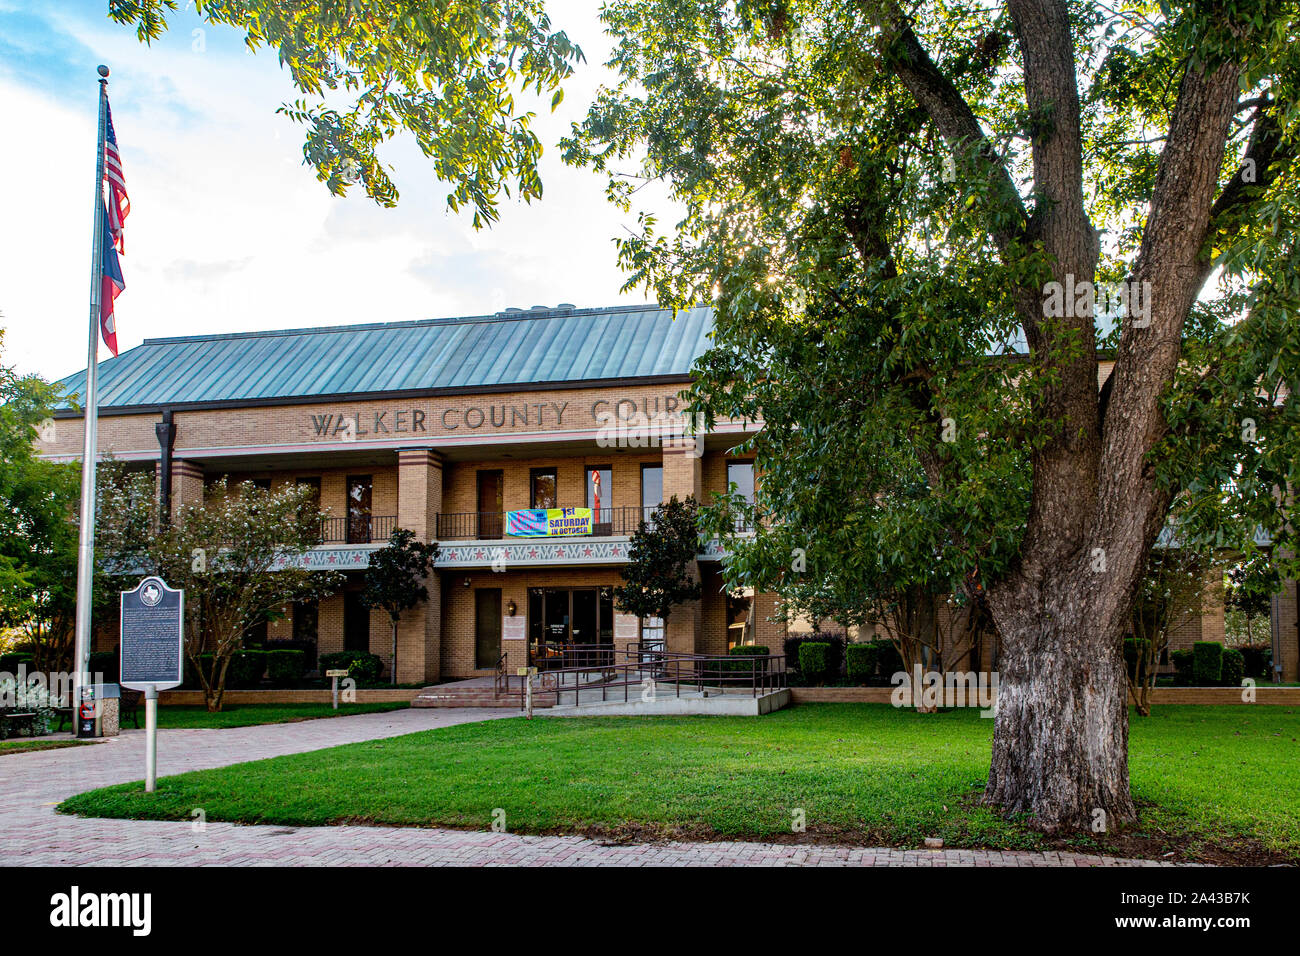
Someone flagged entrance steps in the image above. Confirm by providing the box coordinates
[411,677,554,709]
[548,687,791,717]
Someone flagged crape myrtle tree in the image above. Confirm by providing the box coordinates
[564,1,1300,830]
[361,527,438,684]
[110,0,583,226]
[1126,546,1224,717]
[98,472,342,711]
[615,496,704,631]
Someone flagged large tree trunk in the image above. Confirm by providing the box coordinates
[985,561,1136,830]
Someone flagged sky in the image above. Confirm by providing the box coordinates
[0,0,666,383]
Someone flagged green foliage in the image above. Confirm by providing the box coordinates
[266,649,307,686]
[614,496,703,623]
[1221,647,1246,687]
[0,334,80,673]
[1171,649,1195,687]
[784,633,846,679]
[97,472,343,709]
[1193,642,1224,686]
[727,644,769,656]
[319,650,384,683]
[362,528,437,622]
[562,0,1300,656]
[1238,643,1273,681]
[798,641,831,685]
[109,0,583,226]
[845,643,879,685]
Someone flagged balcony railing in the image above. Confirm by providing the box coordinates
[435,506,656,541]
[317,515,396,545]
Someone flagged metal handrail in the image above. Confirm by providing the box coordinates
[315,514,396,544]
[435,506,657,541]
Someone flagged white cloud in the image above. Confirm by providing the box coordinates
[2,1,682,383]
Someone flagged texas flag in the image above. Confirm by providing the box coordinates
[99,200,123,356]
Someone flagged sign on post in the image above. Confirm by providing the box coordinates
[325,669,350,710]
[120,576,184,793]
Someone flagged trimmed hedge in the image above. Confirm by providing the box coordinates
[1171,649,1194,686]
[784,633,846,679]
[267,649,307,685]
[1221,647,1245,687]
[1192,642,1223,685]
[184,650,267,689]
[798,642,832,685]
[845,643,878,684]
[318,650,384,683]
[711,645,771,679]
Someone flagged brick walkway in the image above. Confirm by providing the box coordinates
[1,709,1179,866]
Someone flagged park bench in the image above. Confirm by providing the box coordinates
[0,712,39,738]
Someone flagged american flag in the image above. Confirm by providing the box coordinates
[103,101,129,254]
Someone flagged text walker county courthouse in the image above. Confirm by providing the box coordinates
[38,302,1300,684]
[39,304,787,683]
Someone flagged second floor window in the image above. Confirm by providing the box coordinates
[641,464,663,521]
[727,461,755,504]
[347,474,373,543]
[531,468,557,509]
[586,466,611,521]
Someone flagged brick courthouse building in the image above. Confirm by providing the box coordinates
[40,304,786,683]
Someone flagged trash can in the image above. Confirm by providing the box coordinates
[76,683,120,738]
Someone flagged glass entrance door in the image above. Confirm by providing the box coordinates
[528,587,614,668]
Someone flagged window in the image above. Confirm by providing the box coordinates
[726,461,755,502]
[477,470,504,538]
[640,464,663,522]
[530,468,558,509]
[297,477,322,541]
[726,591,753,651]
[346,475,372,543]
[296,476,321,509]
[586,465,611,532]
[250,478,272,491]
[727,460,755,531]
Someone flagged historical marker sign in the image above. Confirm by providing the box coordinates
[120,576,184,691]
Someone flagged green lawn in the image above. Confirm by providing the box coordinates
[58,704,1300,862]
[0,738,93,755]
[153,702,410,729]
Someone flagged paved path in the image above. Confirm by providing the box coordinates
[1,709,1178,866]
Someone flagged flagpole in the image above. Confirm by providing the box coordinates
[72,65,110,735]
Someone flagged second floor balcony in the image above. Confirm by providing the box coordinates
[435,505,654,541]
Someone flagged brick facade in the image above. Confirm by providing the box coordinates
[50,374,780,684]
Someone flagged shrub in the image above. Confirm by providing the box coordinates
[784,632,845,678]
[1220,647,1245,687]
[266,639,317,672]
[226,650,268,688]
[319,651,384,683]
[711,645,771,681]
[266,649,307,686]
[1192,642,1223,685]
[1171,649,1194,686]
[1238,643,1272,681]
[798,642,832,685]
[846,643,879,685]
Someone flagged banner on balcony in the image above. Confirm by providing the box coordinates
[506,507,593,537]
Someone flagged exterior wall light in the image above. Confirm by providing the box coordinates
[507,600,517,617]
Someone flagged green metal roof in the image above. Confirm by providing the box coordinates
[57,304,714,410]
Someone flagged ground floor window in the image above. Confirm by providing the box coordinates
[640,616,665,654]
[528,586,614,668]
